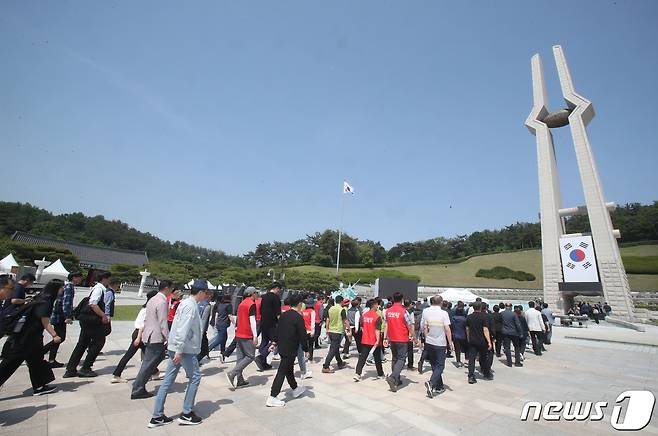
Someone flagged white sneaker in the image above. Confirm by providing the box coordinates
[301,371,313,380]
[353,374,361,382]
[266,354,274,365]
[111,376,127,384]
[266,396,286,407]
[292,386,307,398]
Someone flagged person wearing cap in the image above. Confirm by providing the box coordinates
[149,285,208,427]
[44,271,82,368]
[131,280,172,400]
[112,290,159,383]
[226,286,263,389]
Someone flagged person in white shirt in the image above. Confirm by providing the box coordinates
[524,301,546,356]
[112,290,159,383]
[420,295,453,398]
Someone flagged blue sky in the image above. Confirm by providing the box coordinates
[1,1,657,255]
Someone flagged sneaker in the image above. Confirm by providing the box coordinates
[33,385,57,396]
[131,391,155,400]
[48,361,64,369]
[178,411,202,425]
[300,371,313,380]
[386,376,398,393]
[78,368,98,378]
[342,354,350,360]
[148,415,173,428]
[111,376,128,384]
[353,374,361,382]
[62,370,78,378]
[434,386,447,396]
[225,372,236,389]
[514,362,524,367]
[236,380,250,388]
[266,354,274,365]
[468,376,477,384]
[366,359,374,366]
[322,367,335,374]
[266,396,286,407]
[337,362,347,370]
[292,386,306,398]
[424,381,434,399]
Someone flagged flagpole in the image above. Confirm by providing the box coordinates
[336,186,346,276]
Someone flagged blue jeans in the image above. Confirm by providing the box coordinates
[297,345,306,373]
[152,352,201,418]
[424,343,446,389]
[208,326,228,353]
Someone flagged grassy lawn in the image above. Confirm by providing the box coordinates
[113,305,142,321]
[291,245,658,290]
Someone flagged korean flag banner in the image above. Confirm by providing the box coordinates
[559,235,600,283]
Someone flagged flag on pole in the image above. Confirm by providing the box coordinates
[343,180,355,194]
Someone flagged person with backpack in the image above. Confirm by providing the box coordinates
[64,271,113,378]
[44,271,82,368]
[0,279,62,395]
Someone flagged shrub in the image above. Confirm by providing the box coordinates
[475,266,536,282]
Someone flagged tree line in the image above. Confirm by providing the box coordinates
[1,201,656,270]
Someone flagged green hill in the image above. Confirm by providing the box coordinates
[292,245,658,290]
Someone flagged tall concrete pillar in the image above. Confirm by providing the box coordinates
[553,46,635,320]
[525,54,566,314]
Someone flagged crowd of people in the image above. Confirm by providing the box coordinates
[0,273,559,428]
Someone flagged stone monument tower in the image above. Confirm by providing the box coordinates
[525,45,635,321]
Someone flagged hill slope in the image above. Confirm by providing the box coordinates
[292,245,658,290]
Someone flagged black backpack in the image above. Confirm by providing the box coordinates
[72,290,105,326]
[0,300,41,339]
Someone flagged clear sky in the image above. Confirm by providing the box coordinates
[1,1,657,255]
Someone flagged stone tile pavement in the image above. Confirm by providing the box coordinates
[1,321,657,435]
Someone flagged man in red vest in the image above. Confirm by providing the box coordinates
[302,300,316,362]
[353,299,384,381]
[225,287,263,389]
[383,292,416,392]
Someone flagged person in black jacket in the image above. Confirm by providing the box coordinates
[492,305,504,357]
[265,293,308,407]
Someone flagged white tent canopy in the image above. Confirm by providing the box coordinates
[40,259,70,281]
[440,288,489,304]
[0,253,19,273]
[185,279,219,290]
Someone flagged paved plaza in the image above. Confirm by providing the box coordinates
[1,321,657,436]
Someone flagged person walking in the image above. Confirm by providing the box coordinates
[225,287,263,389]
[354,299,384,381]
[44,271,82,368]
[540,303,554,345]
[64,272,113,378]
[420,295,453,398]
[313,295,324,348]
[492,305,504,357]
[322,295,350,373]
[0,280,61,395]
[501,303,523,367]
[466,301,492,384]
[148,286,208,428]
[384,292,416,392]
[112,290,158,383]
[265,293,308,407]
[302,299,316,363]
[256,282,282,370]
[524,301,546,356]
[208,295,233,361]
[450,303,468,368]
[342,298,362,359]
[131,280,172,399]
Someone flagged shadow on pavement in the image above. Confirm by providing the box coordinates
[195,398,234,418]
[0,404,54,426]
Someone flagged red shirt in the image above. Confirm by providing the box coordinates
[255,298,262,321]
[236,298,256,339]
[167,295,179,322]
[361,310,382,346]
[281,305,291,313]
[385,303,410,343]
[313,300,323,323]
[302,308,314,333]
